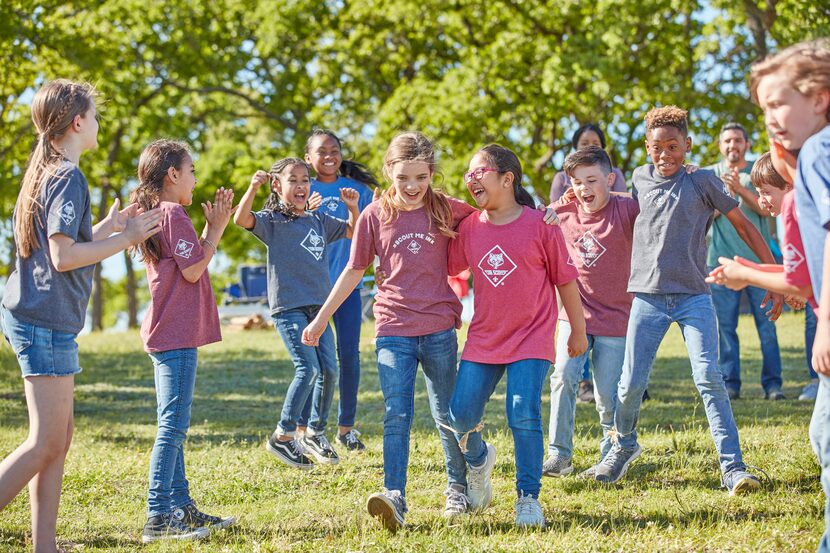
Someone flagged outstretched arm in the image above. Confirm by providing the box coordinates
[302,268,365,346]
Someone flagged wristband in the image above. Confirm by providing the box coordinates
[203,238,217,252]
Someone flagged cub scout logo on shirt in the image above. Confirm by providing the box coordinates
[644,188,679,208]
[574,231,606,268]
[407,240,421,254]
[301,228,326,260]
[392,232,434,254]
[477,245,517,287]
[174,239,195,259]
[59,201,76,225]
[320,197,340,213]
[783,243,805,274]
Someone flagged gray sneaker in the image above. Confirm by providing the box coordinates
[467,442,496,512]
[579,464,599,479]
[443,484,469,520]
[542,454,573,477]
[594,444,641,484]
[367,489,407,532]
[515,494,545,528]
[723,469,761,496]
[765,388,785,401]
[800,379,820,401]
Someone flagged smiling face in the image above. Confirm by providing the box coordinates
[465,152,513,210]
[389,160,432,210]
[646,126,691,177]
[755,181,790,216]
[719,129,749,165]
[570,164,613,212]
[273,163,311,213]
[305,134,342,182]
[167,152,196,206]
[576,129,603,150]
[756,71,830,151]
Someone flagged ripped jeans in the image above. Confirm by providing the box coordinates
[447,358,550,498]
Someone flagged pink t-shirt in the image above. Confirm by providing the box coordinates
[347,196,476,337]
[449,206,578,364]
[781,191,818,308]
[554,195,639,337]
[140,202,221,353]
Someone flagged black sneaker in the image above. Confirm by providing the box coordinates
[265,432,314,469]
[176,502,236,532]
[337,429,366,451]
[367,489,407,532]
[141,513,210,543]
[301,432,340,464]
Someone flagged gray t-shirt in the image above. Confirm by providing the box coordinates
[249,209,348,314]
[3,161,94,334]
[628,165,739,295]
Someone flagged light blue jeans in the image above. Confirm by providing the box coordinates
[810,375,830,552]
[549,320,626,461]
[147,348,197,517]
[448,358,550,498]
[613,293,746,475]
[375,327,466,496]
[273,306,338,435]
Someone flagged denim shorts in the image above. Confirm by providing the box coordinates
[0,306,82,378]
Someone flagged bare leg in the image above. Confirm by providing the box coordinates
[0,375,74,553]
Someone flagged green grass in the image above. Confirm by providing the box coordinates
[0,311,823,552]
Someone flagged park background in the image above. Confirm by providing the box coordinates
[1,1,830,551]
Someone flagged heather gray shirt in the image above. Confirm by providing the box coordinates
[3,162,94,333]
[628,165,739,295]
[249,209,348,314]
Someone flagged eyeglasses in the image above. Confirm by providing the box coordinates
[463,167,500,183]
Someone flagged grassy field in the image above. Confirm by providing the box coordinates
[0,311,823,552]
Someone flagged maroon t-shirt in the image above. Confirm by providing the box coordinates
[347,196,475,337]
[782,191,817,308]
[449,207,578,364]
[140,202,221,353]
[555,195,639,337]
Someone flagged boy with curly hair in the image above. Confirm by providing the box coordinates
[594,106,781,494]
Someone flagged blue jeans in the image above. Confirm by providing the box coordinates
[614,293,746,475]
[549,320,625,461]
[301,289,362,428]
[808,304,818,380]
[448,358,550,498]
[710,277,783,393]
[810,375,830,552]
[375,327,466,496]
[273,306,338,435]
[147,348,197,517]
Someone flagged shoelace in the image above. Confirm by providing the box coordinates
[384,489,407,513]
[516,496,537,516]
[344,429,361,445]
[291,438,307,456]
[444,487,468,511]
[316,434,334,452]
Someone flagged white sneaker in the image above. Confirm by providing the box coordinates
[443,484,469,520]
[515,494,545,528]
[800,379,820,401]
[466,442,496,512]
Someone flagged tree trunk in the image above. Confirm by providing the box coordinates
[125,249,138,328]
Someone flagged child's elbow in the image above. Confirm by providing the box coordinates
[50,251,72,272]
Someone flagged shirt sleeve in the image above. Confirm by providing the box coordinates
[167,205,205,271]
[248,210,273,244]
[699,172,739,214]
[446,196,477,229]
[612,167,627,192]
[804,144,830,230]
[448,219,470,276]
[320,212,348,243]
[46,169,87,241]
[346,209,376,271]
[544,225,579,286]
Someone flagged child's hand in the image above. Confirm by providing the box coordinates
[306,191,322,211]
[105,199,140,233]
[557,187,577,206]
[539,206,560,225]
[374,269,388,287]
[722,169,740,196]
[567,330,588,358]
[684,164,700,173]
[814,318,830,376]
[373,186,382,201]
[123,208,164,245]
[301,318,326,347]
[760,291,783,321]
[250,170,269,191]
[705,257,749,290]
[340,187,359,209]
[785,295,807,310]
[203,187,237,230]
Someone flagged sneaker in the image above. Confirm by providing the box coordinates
[800,379,820,401]
[176,502,236,532]
[301,432,340,464]
[467,442,496,512]
[141,513,210,543]
[265,432,314,469]
[367,489,407,532]
[726,388,740,400]
[579,464,599,479]
[594,444,642,484]
[515,494,545,528]
[443,484,469,520]
[542,454,573,477]
[337,428,366,451]
[577,380,595,403]
[722,469,761,496]
[765,388,785,401]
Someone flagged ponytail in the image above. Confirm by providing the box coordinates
[477,144,536,209]
[340,159,379,187]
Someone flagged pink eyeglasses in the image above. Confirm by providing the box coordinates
[463,167,499,183]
